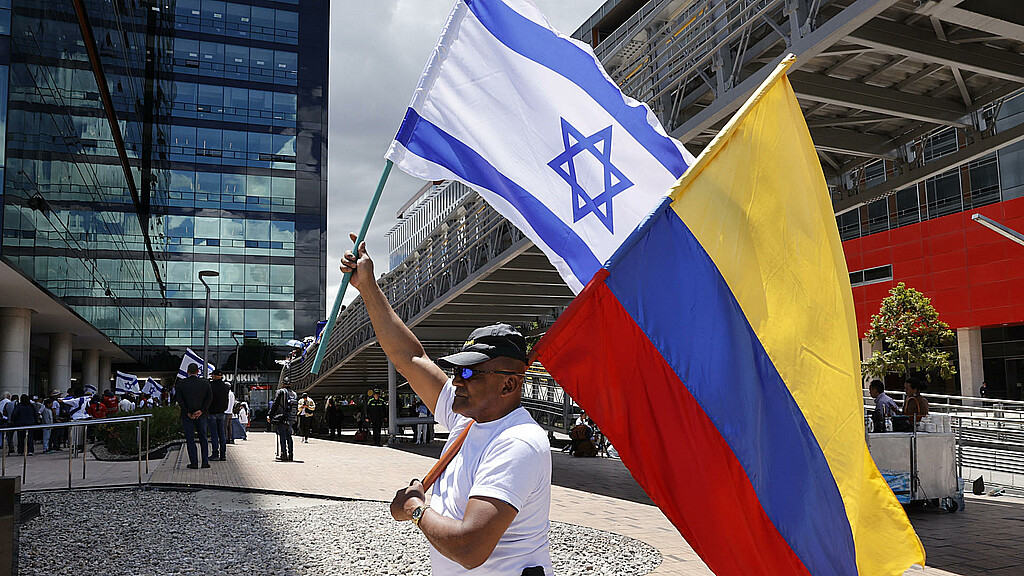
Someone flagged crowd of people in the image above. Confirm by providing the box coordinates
[0,388,159,455]
[0,366,253,461]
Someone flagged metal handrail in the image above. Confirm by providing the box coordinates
[1,413,152,489]
[288,192,529,391]
[863,390,1024,486]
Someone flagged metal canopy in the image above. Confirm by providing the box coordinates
[573,0,1024,215]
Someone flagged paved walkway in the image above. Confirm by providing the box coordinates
[144,431,1024,576]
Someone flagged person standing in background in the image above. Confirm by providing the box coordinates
[225,386,236,444]
[175,363,212,469]
[232,401,249,441]
[297,393,316,443]
[366,390,386,446]
[269,381,297,462]
[207,370,230,461]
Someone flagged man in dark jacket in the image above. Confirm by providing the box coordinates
[366,389,386,446]
[207,370,230,461]
[269,378,297,461]
[11,395,37,455]
[174,363,212,469]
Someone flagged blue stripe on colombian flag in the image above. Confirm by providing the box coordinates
[605,207,857,576]
[536,269,817,576]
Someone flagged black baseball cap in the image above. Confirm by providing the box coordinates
[437,324,528,367]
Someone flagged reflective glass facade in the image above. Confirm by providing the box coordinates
[0,0,327,369]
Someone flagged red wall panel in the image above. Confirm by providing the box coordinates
[845,197,1024,336]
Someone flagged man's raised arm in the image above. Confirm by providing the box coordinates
[341,233,448,413]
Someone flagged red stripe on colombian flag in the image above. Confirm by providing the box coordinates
[534,269,814,576]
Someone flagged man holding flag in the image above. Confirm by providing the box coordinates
[342,237,551,575]
[323,0,926,574]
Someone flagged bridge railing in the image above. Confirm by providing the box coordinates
[287,191,527,390]
[597,0,793,124]
[522,366,575,433]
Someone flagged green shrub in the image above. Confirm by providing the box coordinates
[95,406,184,455]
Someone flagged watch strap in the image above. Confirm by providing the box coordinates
[411,505,427,527]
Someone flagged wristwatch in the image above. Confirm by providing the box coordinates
[411,505,427,527]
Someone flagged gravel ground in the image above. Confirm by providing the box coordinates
[21,489,660,575]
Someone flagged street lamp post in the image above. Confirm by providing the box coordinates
[972,213,1024,247]
[231,330,245,397]
[198,270,220,379]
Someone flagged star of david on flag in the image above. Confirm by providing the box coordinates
[386,0,694,293]
[548,119,633,234]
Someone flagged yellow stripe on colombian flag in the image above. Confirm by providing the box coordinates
[669,55,925,576]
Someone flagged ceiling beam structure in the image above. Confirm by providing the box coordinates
[790,71,970,127]
[916,0,1024,43]
[846,17,1024,84]
[670,0,902,143]
[810,127,900,159]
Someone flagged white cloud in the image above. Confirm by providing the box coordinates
[324,0,607,313]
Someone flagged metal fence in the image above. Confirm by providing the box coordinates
[864,391,1024,487]
[1,414,153,489]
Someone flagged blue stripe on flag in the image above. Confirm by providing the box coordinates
[605,208,858,576]
[466,0,689,179]
[396,107,602,284]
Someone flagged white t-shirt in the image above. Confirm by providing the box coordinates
[226,390,236,415]
[119,399,135,413]
[429,380,552,576]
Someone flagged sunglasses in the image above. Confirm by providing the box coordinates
[454,367,524,380]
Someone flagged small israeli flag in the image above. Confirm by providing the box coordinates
[177,348,215,379]
[143,378,163,397]
[115,371,138,395]
[387,0,694,292]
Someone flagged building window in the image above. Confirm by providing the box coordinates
[923,127,958,162]
[894,187,920,227]
[837,210,861,241]
[968,154,1000,208]
[849,264,893,287]
[866,198,889,234]
[925,169,963,218]
[862,159,886,188]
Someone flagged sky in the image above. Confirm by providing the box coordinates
[325,0,607,311]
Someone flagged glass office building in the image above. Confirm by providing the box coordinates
[0,0,327,374]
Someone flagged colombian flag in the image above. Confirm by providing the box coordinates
[533,56,925,576]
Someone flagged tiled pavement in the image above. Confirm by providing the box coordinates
[4,447,152,491]
[144,431,1024,576]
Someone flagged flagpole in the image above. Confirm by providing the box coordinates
[311,160,395,374]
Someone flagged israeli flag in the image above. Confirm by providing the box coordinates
[386,0,694,292]
[115,371,139,395]
[83,383,98,396]
[143,378,163,397]
[177,348,215,379]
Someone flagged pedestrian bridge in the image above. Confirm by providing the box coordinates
[284,187,577,429]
